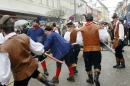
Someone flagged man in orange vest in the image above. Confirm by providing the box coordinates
[78,13,101,86]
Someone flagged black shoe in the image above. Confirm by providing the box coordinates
[46,81,55,86]
[39,76,55,86]
[44,69,49,76]
[95,81,100,86]
[113,62,120,68]
[67,76,75,82]
[94,72,100,86]
[117,63,125,69]
[51,77,59,83]
[73,67,78,74]
[86,74,94,84]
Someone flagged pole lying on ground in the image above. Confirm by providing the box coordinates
[100,41,115,54]
[44,53,63,64]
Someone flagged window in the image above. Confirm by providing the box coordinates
[70,0,74,4]
[56,0,60,8]
[29,0,35,1]
[39,0,43,3]
[46,0,49,6]
[52,0,55,7]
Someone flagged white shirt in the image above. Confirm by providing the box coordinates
[53,27,59,34]
[115,20,124,40]
[0,33,4,44]
[76,31,83,46]
[64,31,71,42]
[0,32,44,85]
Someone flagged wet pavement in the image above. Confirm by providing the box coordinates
[27,46,130,86]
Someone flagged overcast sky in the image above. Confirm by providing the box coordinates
[102,0,123,14]
[85,0,123,14]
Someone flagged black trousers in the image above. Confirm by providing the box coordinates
[84,51,101,72]
[31,52,45,62]
[14,69,40,86]
[70,44,80,64]
[115,42,124,58]
[0,83,5,86]
[56,49,73,68]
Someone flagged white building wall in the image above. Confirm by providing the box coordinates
[0,0,60,16]
[60,0,74,20]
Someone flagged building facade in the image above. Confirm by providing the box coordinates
[85,0,102,22]
[0,0,60,20]
[96,0,110,22]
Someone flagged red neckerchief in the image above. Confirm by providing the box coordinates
[8,35,17,40]
[85,22,93,26]
[33,26,40,30]
[50,30,55,33]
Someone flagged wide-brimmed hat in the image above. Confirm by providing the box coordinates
[112,13,118,18]
[0,15,14,27]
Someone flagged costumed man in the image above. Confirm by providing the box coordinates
[0,15,54,86]
[64,21,80,74]
[44,26,75,83]
[0,27,10,86]
[112,13,125,68]
[77,13,102,86]
[27,19,49,76]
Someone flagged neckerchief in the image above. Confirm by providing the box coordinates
[85,22,93,26]
[33,26,40,30]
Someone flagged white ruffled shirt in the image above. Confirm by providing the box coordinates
[115,20,124,40]
[0,32,44,85]
[64,31,71,42]
[0,33,4,44]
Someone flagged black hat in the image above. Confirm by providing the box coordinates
[66,21,74,26]
[0,15,14,27]
[112,13,118,18]
[33,19,39,24]
[86,13,93,20]
[44,26,53,31]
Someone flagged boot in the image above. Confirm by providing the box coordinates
[117,62,125,68]
[39,76,55,86]
[113,62,120,68]
[67,76,75,82]
[94,72,100,86]
[73,67,78,74]
[44,69,49,76]
[113,58,120,68]
[117,58,125,68]
[86,74,94,84]
[51,77,59,83]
